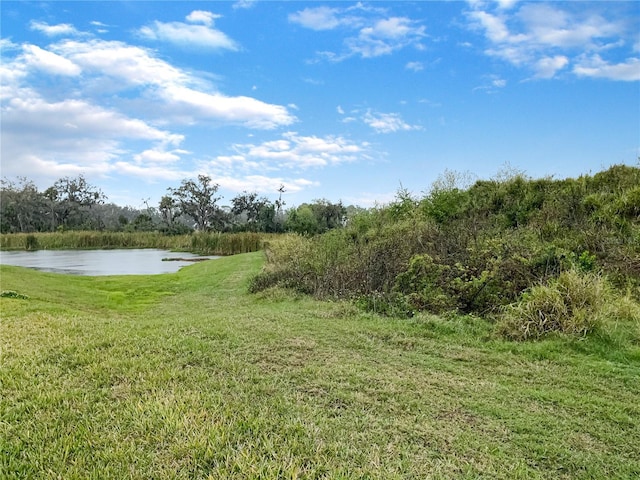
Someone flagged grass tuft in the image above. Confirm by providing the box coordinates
[496,269,638,340]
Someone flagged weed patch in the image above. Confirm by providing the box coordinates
[497,269,638,340]
[0,290,29,299]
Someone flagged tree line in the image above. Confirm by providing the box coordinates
[0,174,347,235]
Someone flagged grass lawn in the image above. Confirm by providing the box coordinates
[1,252,639,479]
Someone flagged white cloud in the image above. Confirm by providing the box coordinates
[346,16,426,58]
[139,12,237,50]
[186,10,220,26]
[22,45,81,76]
[289,6,342,31]
[534,55,569,79]
[134,147,189,165]
[197,131,368,199]
[363,111,421,134]
[517,4,620,49]
[208,155,251,172]
[496,0,519,10]
[29,21,81,37]
[574,55,640,81]
[230,132,369,169]
[201,152,321,194]
[90,20,109,33]
[0,70,28,103]
[2,35,299,193]
[233,0,257,10]
[14,155,114,180]
[365,16,419,39]
[139,20,238,50]
[0,38,19,51]
[53,39,189,87]
[406,61,424,72]
[290,7,426,60]
[466,2,636,81]
[468,11,512,43]
[161,85,296,129]
[4,95,172,141]
[49,39,295,128]
[473,74,507,93]
[1,92,181,171]
[0,88,193,185]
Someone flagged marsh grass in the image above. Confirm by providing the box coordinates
[1,254,640,478]
[0,231,273,255]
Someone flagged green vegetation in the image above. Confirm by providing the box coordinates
[2,253,640,478]
[1,165,639,477]
[0,231,273,256]
[1,174,346,235]
[251,165,640,339]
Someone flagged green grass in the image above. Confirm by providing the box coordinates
[1,253,639,479]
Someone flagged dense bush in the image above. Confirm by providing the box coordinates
[250,164,640,339]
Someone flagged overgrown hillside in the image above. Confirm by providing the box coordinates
[251,165,640,339]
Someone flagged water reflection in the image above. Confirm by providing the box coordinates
[0,249,219,276]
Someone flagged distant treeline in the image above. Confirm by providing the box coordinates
[250,164,640,339]
[0,174,347,235]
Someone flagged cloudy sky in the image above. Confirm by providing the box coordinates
[1,1,638,208]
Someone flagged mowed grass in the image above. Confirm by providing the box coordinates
[1,253,639,479]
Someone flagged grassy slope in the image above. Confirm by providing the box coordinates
[1,253,639,479]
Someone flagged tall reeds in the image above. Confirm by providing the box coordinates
[0,231,273,256]
[190,232,267,255]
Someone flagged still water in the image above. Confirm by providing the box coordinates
[0,249,219,276]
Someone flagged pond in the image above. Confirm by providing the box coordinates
[0,249,219,276]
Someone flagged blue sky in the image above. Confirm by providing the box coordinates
[1,1,639,209]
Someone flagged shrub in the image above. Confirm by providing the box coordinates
[248,165,640,327]
[576,250,597,272]
[25,234,39,251]
[250,234,317,294]
[393,254,457,313]
[497,269,610,340]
